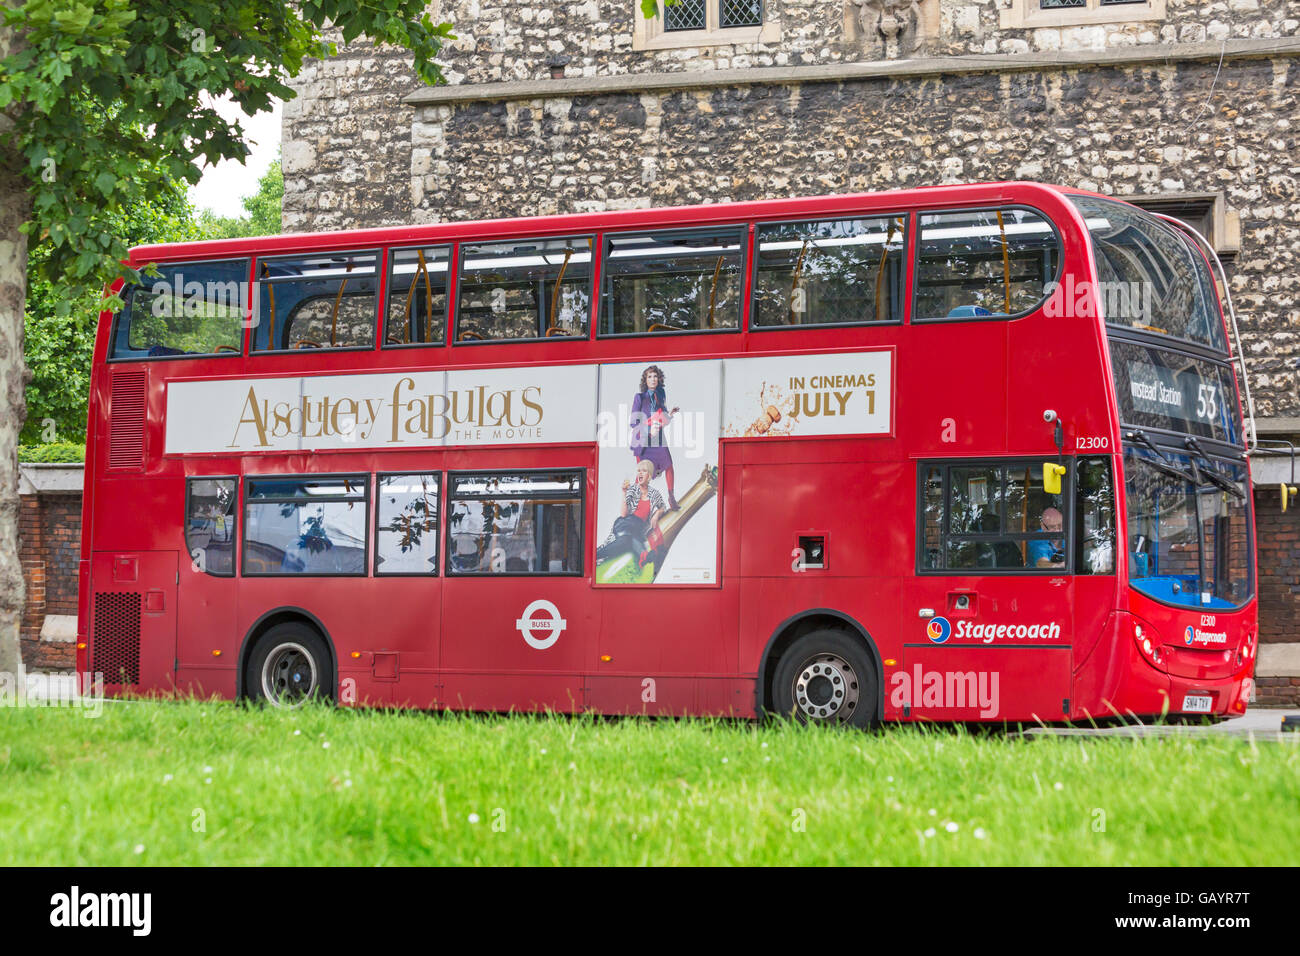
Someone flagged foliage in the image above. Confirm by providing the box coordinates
[1,701,1298,865]
[21,171,205,442]
[0,1,452,312]
[15,441,85,462]
[197,158,284,239]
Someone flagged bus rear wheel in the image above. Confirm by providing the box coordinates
[245,623,334,708]
[772,629,877,728]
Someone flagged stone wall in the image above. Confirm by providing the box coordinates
[281,6,1300,419]
[282,47,420,230]
[417,1,1296,81]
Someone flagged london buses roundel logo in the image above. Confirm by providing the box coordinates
[1185,625,1195,646]
[927,616,952,645]
[516,600,567,650]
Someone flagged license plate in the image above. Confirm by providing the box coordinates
[1182,694,1213,713]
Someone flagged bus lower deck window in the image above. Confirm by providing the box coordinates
[447,471,584,574]
[376,473,441,574]
[243,476,369,575]
[186,478,237,575]
[920,460,1069,573]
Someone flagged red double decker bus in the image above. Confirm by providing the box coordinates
[77,181,1258,726]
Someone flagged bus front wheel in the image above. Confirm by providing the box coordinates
[245,623,334,708]
[772,629,877,729]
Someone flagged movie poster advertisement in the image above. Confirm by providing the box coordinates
[594,360,721,586]
[722,351,891,439]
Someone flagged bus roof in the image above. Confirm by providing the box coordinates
[131,180,1110,263]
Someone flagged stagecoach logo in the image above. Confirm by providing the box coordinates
[927,616,952,644]
[516,600,566,650]
[1186,625,1228,646]
[924,617,1063,644]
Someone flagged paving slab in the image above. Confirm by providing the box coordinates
[1020,708,1300,742]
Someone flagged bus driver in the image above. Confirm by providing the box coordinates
[1029,507,1066,568]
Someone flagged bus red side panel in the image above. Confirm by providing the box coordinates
[88,551,177,696]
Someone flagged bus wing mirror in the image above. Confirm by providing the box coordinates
[1284,483,1297,513]
[1044,463,1066,495]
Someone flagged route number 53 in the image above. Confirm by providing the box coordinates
[1197,384,1218,420]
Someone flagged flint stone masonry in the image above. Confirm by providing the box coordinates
[417,0,1295,81]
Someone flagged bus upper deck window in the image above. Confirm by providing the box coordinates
[110,258,249,360]
[456,236,592,343]
[252,251,378,352]
[1070,196,1226,352]
[602,226,746,335]
[752,215,906,328]
[914,208,1061,321]
[385,246,451,347]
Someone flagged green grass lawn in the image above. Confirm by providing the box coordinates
[2,699,1297,865]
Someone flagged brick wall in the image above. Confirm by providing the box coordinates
[41,495,81,616]
[1254,676,1300,706]
[18,489,80,672]
[1255,484,1299,645]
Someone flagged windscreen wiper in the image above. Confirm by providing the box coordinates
[1184,437,1246,500]
[1124,430,1200,485]
[1126,429,1170,462]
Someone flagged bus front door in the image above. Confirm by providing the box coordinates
[900,574,1074,723]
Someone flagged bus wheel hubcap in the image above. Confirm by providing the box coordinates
[262,642,318,706]
[794,654,858,721]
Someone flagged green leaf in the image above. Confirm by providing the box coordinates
[93,171,118,197]
[4,0,450,315]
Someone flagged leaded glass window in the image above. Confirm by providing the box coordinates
[664,0,706,31]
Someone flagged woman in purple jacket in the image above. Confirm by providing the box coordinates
[629,365,681,509]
